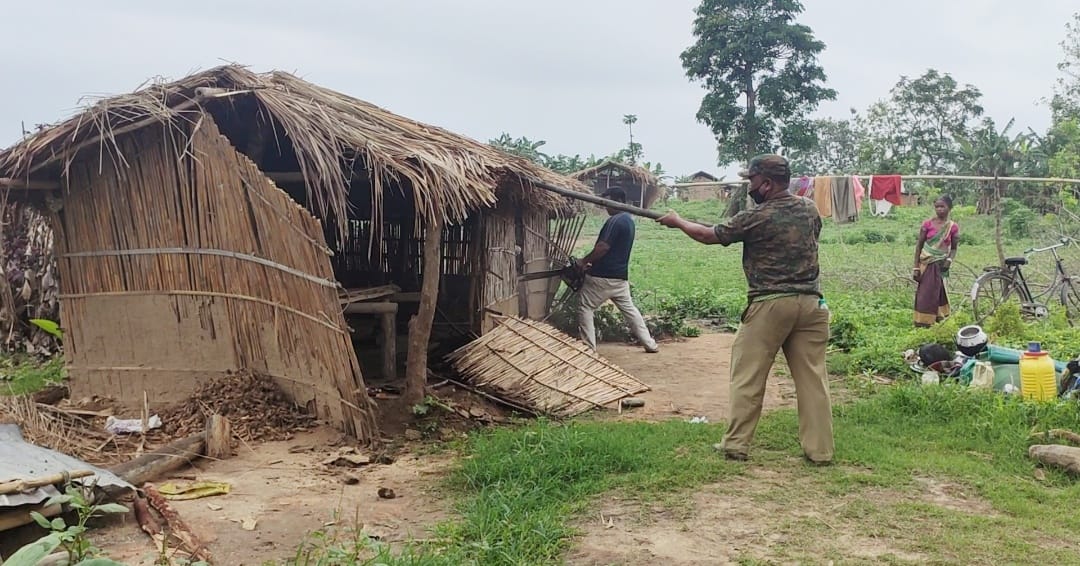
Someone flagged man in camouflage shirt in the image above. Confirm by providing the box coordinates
[657,154,833,464]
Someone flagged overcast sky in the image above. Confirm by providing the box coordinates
[2,1,1076,180]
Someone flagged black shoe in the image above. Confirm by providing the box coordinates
[713,443,747,461]
[804,455,832,466]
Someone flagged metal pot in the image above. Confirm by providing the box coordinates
[956,325,988,357]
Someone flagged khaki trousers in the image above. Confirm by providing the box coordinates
[577,275,657,351]
[721,294,834,461]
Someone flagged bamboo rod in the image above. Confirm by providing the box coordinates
[59,291,347,334]
[0,470,96,495]
[672,174,1080,189]
[62,247,339,288]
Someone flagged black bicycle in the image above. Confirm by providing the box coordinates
[970,237,1080,325]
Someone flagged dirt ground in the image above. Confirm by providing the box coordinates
[87,331,803,564]
[596,332,796,421]
[91,427,454,565]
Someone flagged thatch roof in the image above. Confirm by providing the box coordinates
[571,159,664,208]
[0,65,588,234]
[689,170,719,182]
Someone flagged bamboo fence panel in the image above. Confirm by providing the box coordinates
[446,316,649,417]
[54,117,377,441]
[480,211,517,310]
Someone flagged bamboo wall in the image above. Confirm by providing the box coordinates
[52,116,378,441]
[477,201,583,333]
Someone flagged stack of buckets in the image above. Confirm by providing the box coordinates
[1019,342,1058,401]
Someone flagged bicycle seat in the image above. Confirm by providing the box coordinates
[1004,256,1028,266]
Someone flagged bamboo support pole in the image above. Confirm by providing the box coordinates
[0,470,96,495]
[404,217,443,406]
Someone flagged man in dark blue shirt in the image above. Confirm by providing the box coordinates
[576,188,659,353]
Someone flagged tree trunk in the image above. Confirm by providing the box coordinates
[726,71,757,218]
[993,178,1006,266]
[404,216,443,406]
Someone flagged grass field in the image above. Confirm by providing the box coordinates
[578,197,1080,378]
[288,199,1080,565]
[9,198,1080,565]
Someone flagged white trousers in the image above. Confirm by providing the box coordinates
[577,275,657,351]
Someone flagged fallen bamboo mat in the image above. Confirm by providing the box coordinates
[446,316,650,417]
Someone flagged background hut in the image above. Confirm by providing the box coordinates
[571,160,664,209]
[0,65,588,442]
[681,170,729,202]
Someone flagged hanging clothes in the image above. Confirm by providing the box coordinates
[852,176,867,217]
[869,175,902,216]
[831,176,857,224]
[812,176,832,217]
[794,176,813,197]
[870,175,902,205]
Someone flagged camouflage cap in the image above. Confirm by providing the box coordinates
[738,154,791,181]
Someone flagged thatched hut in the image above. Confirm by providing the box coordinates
[0,65,589,442]
[681,170,730,202]
[571,160,664,209]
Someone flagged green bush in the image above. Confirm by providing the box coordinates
[862,230,896,244]
[1006,204,1038,239]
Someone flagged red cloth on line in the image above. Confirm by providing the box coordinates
[870,175,902,206]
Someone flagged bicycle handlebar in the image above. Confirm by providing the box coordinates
[1024,237,1073,255]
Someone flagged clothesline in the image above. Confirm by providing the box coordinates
[672,174,1080,188]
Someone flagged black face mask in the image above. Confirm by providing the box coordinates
[749,182,769,205]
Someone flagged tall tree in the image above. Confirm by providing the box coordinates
[787,116,861,175]
[1053,13,1080,120]
[622,114,642,165]
[858,70,984,174]
[681,0,836,214]
[955,118,1031,263]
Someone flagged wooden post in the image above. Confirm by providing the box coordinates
[205,413,232,460]
[404,216,443,406]
[381,311,396,380]
[515,207,529,318]
[109,433,205,486]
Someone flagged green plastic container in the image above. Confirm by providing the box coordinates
[991,363,1022,392]
[984,345,1066,373]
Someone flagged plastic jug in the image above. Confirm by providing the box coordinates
[1019,342,1057,401]
[970,361,995,389]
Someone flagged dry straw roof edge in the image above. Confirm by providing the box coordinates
[0,65,589,232]
[571,159,661,190]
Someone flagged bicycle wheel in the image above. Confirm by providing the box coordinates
[971,271,1024,323]
[1060,279,1080,327]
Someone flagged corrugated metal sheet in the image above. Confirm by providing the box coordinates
[0,424,133,509]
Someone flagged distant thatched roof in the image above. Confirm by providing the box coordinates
[689,170,719,182]
[571,160,664,208]
[0,65,588,233]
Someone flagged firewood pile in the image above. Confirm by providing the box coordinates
[0,203,60,356]
[161,371,316,442]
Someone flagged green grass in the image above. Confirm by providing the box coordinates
[574,198,1080,377]
[0,356,64,395]
[290,385,1080,565]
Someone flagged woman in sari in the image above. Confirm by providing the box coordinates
[913,195,959,327]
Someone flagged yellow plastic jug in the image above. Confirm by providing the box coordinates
[1020,342,1057,401]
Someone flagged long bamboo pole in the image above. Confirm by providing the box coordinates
[671,174,1080,189]
[527,178,663,219]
